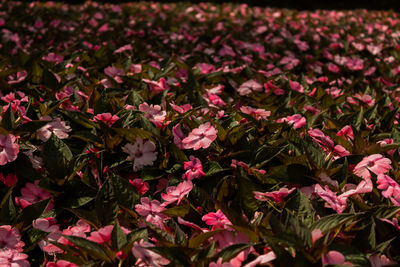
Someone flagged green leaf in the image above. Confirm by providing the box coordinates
[284,191,314,227]
[94,90,113,114]
[113,127,156,142]
[1,104,15,130]
[111,173,138,210]
[59,178,97,209]
[42,134,73,179]
[111,221,127,251]
[0,191,18,225]
[311,213,355,233]
[370,206,400,219]
[125,90,143,107]
[19,198,51,228]
[350,107,364,131]
[188,229,224,248]
[215,243,251,263]
[96,179,119,226]
[15,120,49,133]
[168,144,188,162]
[43,68,60,90]
[205,161,226,176]
[162,205,190,218]
[63,235,112,262]
[253,144,288,168]
[147,247,191,267]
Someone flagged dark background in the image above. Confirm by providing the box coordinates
[44,0,400,11]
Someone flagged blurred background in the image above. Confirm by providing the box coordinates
[42,0,400,11]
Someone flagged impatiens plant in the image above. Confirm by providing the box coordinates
[2,1,400,266]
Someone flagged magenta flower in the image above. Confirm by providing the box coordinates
[289,80,304,93]
[139,103,166,128]
[182,122,218,150]
[46,260,78,267]
[0,173,17,187]
[182,155,205,181]
[122,138,157,171]
[15,180,52,209]
[353,154,391,180]
[337,125,354,140]
[254,187,295,203]
[7,70,27,84]
[202,209,232,230]
[243,251,276,267]
[0,134,19,166]
[0,225,24,251]
[135,197,166,218]
[104,66,125,83]
[322,250,352,266]
[172,124,185,149]
[161,180,193,206]
[92,113,119,127]
[376,174,400,206]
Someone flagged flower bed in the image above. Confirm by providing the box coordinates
[1,1,400,266]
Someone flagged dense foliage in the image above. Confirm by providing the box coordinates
[1,1,400,266]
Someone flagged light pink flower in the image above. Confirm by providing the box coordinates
[276,114,306,129]
[132,240,170,267]
[0,134,19,166]
[243,251,276,267]
[172,124,185,149]
[182,155,205,181]
[254,187,295,203]
[87,225,130,244]
[139,103,166,128]
[314,184,347,214]
[104,66,125,83]
[37,116,71,142]
[142,78,169,93]
[322,250,352,266]
[170,102,192,114]
[161,180,193,206]
[369,254,396,267]
[240,106,271,120]
[7,71,27,84]
[182,122,218,150]
[122,138,157,171]
[0,226,24,251]
[0,250,30,267]
[196,63,216,74]
[92,113,119,127]
[135,197,166,218]
[42,52,64,63]
[32,218,59,233]
[353,154,391,180]
[238,80,263,96]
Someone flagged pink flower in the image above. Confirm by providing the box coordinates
[92,113,119,127]
[32,218,59,233]
[337,125,354,140]
[46,260,78,267]
[161,180,193,206]
[289,80,304,93]
[122,138,157,171]
[202,209,232,230]
[15,181,52,209]
[172,124,185,149]
[243,251,276,267]
[308,128,334,148]
[353,154,391,180]
[322,250,352,266]
[376,174,400,206]
[182,122,218,150]
[240,106,271,120]
[129,179,149,195]
[0,173,17,187]
[369,254,396,267]
[0,250,30,267]
[87,225,130,244]
[135,197,166,218]
[0,226,24,250]
[139,103,166,129]
[42,52,64,63]
[214,231,251,267]
[276,114,306,129]
[142,78,169,93]
[196,63,216,74]
[254,187,295,203]
[37,116,71,141]
[132,240,170,267]
[314,184,347,214]
[170,102,192,114]
[0,134,19,166]
[238,80,263,96]
[104,66,125,83]
[182,156,205,181]
[7,71,27,84]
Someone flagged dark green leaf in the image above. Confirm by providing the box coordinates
[215,243,251,263]
[311,213,355,233]
[42,134,73,179]
[1,104,15,130]
[15,120,49,133]
[19,198,51,228]
[64,235,112,262]
[111,221,127,251]
[96,179,118,226]
[0,192,18,225]
[111,173,138,210]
